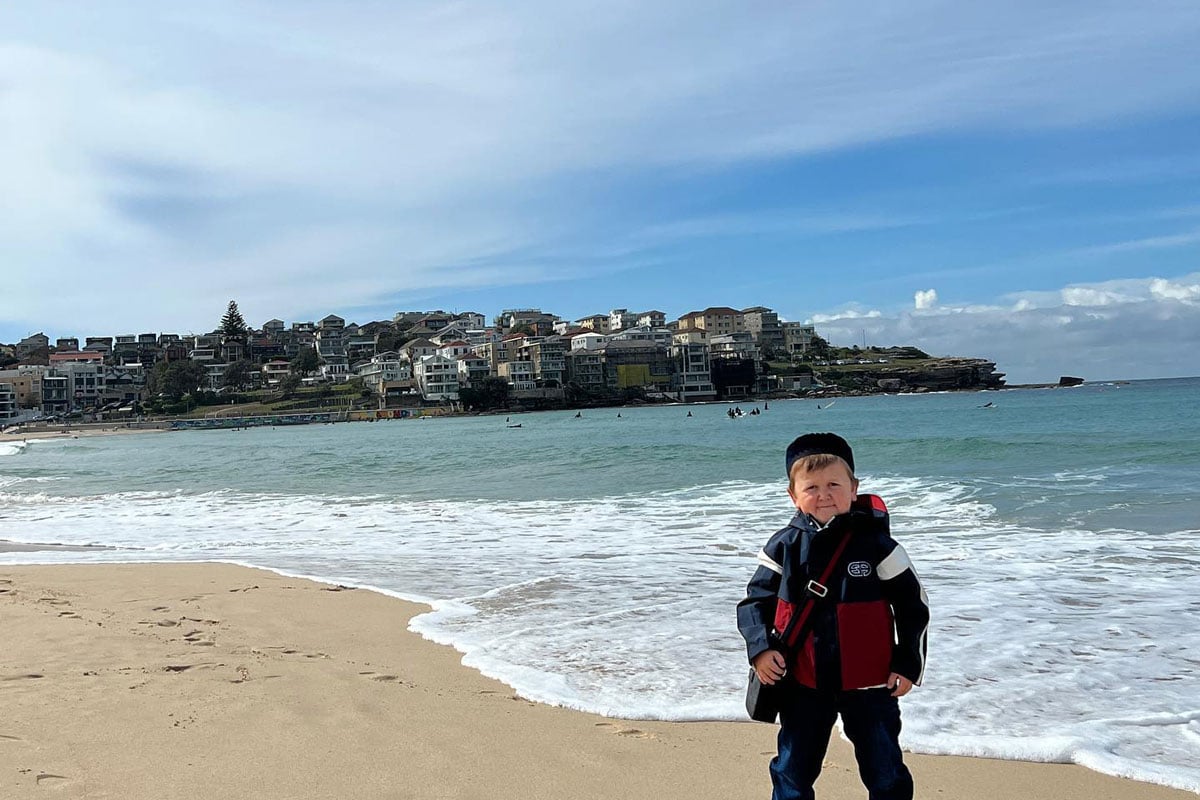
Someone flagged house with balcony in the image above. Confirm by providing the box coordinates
[101,364,145,405]
[742,307,786,354]
[453,312,486,329]
[204,362,227,391]
[400,338,439,363]
[517,336,567,387]
[783,321,817,355]
[576,314,610,333]
[261,360,292,386]
[564,350,605,395]
[0,369,44,412]
[413,354,460,401]
[608,309,639,332]
[189,347,216,362]
[455,353,491,388]
[676,306,745,338]
[497,359,536,392]
[0,383,17,420]
[637,310,667,328]
[345,332,377,365]
[670,341,716,402]
[431,325,469,346]
[113,334,139,364]
[59,362,106,410]
[355,352,414,398]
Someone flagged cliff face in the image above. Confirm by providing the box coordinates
[819,358,1006,394]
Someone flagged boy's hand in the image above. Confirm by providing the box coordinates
[888,673,913,697]
[753,650,788,685]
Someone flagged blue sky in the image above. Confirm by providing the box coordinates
[1,1,1198,382]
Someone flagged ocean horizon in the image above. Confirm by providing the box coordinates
[3,377,1199,792]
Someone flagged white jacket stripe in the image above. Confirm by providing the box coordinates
[757,549,783,575]
[876,544,913,581]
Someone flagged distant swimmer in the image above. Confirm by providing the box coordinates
[764,401,769,410]
[980,401,995,409]
[575,412,582,418]
[617,413,622,418]
[686,411,693,417]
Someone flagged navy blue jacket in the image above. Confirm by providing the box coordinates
[736,494,929,690]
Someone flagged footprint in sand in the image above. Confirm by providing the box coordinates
[594,722,655,739]
[36,773,70,785]
[361,672,413,686]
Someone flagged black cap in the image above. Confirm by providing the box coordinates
[785,432,855,477]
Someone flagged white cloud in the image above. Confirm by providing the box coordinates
[914,289,938,309]
[812,274,1200,383]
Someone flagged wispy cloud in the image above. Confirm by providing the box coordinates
[1068,229,1200,258]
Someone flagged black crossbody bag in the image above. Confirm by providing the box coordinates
[745,528,854,723]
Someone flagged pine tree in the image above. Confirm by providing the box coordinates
[219,300,248,344]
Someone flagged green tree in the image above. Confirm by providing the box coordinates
[459,377,510,410]
[808,334,832,359]
[219,300,249,344]
[291,346,319,376]
[509,323,535,336]
[277,372,301,399]
[149,360,207,402]
[222,359,255,390]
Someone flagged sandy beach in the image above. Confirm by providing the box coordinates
[0,425,166,443]
[0,561,1191,799]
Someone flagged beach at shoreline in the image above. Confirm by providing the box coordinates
[1,561,1193,800]
[0,425,166,443]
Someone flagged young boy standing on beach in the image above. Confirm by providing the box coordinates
[737,433,929,800]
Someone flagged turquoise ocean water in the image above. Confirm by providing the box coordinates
[3,377,1198,791]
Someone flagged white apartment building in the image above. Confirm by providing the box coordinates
[414,355,460,401]
[670,342,717,402]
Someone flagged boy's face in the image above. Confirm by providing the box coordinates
[788,462,859,524]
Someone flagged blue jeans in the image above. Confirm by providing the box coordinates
[771,687,913,800]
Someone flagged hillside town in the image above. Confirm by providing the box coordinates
[0,302,1004,424]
